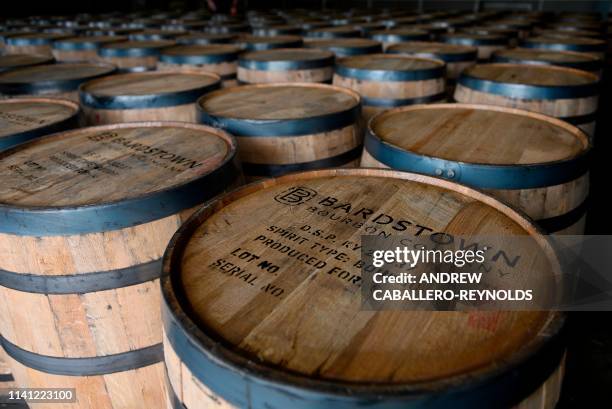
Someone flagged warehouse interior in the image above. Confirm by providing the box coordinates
[1,1,612,408]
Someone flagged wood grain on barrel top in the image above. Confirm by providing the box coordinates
[337,54,444,71]
[199,83,359,120]
[81,71,219,96]
[240,35,303,45]
[0,122,233,206]
[177,170,558,383]
[388,41,477,55]
[0,98,78,138]
[369,104,587,164]
[56,35,125,46]
[464,63,598,86]
[161,44,240,56]
[494,47,601,64]
[0,63,115,83]
[304,38,380,48]
[241,48,333,62]
[6,33,70,42]
[0,54,53,69]
[102,40,176,50]
[527,35,605,47]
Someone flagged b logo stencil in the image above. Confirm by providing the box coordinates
[274,186,317,206]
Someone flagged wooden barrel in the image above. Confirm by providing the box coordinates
[362,103,590,234]
[492,48,604,78]
[0,121,241,409]
[533,28,603,39]
[368,28,429,49]
[455,63,600,138]
[237,48,335,84]
[521,35,606,58]
[237,34,303,51]
[4,33,71,57]
[197,83,362,179]
[307,26,362,39]
[52,35,127,62]
[204,23,251,35]
[0,98,80,150]
[251,24,302,36]
[0,62,116,102]
[352,22,386,36]
[0,54,54,73]
[98,40,176,72]
[80,71,221,125]
[333,54,446,120]
[175,33,237,45]
[304,38,382,57]
[461,26,520,47]
[161,167,566,409]
[158,44,241,88]
[386,41,477,80]
[441,33,508,61]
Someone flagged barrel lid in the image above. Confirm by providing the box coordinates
[0,54,55,73]
[197,83,360,136]
[239,48,334,70]
[492,47,603,72]
[0,122,239,235]
[204,23,250,34]
[387,41,477,62]
[159,44,240,64]
[238,35,303,51]
[534,28,602,39]
[459,63,599,99]
[335,53,445,81]
[369,28,430,41]
[175,33,237,45]
[98,40,176,57]
[52,35,127,50]
[162,167,564,407]
[6,32,71,46]
[522,35,606,52]
[252,24,302,35]
[304,38,382,56]
[442,32,508,45]
[461,26,520,38]
[79,71,221,109]
[0,62,116,95]
[307,26,362,38]
[366,103,590,189]
[0,98,79,150]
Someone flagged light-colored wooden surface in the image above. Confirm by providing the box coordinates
[0,97,79,139]
[98,40,175,70]
[0,54,53,72]
[363,104,590,233]
[5,33,71,57]
[165,168,563,409]
[493,47,602,70]
[52,36,127,62]
[0,122,238,409]
[387,41,477,79]
[0,63,114,87]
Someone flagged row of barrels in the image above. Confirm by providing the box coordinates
[0,7,606,409]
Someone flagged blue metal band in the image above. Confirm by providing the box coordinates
[159,51,239,65]
[80,81,220,109]
[0,65,116,95]
[559,111,598,126]
[242,145,362,177]
[53,40,107,51]
[521,40,606,53]
[364,130,590,189]
[491,53,603,73]
[197,101,360,137]
[238,54,334,71]
[0,335,163,376]
[0,150,240,236]
[6,37,55,46]
[244,40,303,51]
[0,112,78,151]
[335,62,444,82]
[457,73,599,99]
[370,33,430,43]
[362,92,447,107]
[99,45,172,57]
[0,258,161,294]
[161,280,566,409]
[387,48,478,63]
[313,43,383,56]
[443,36,507,46]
